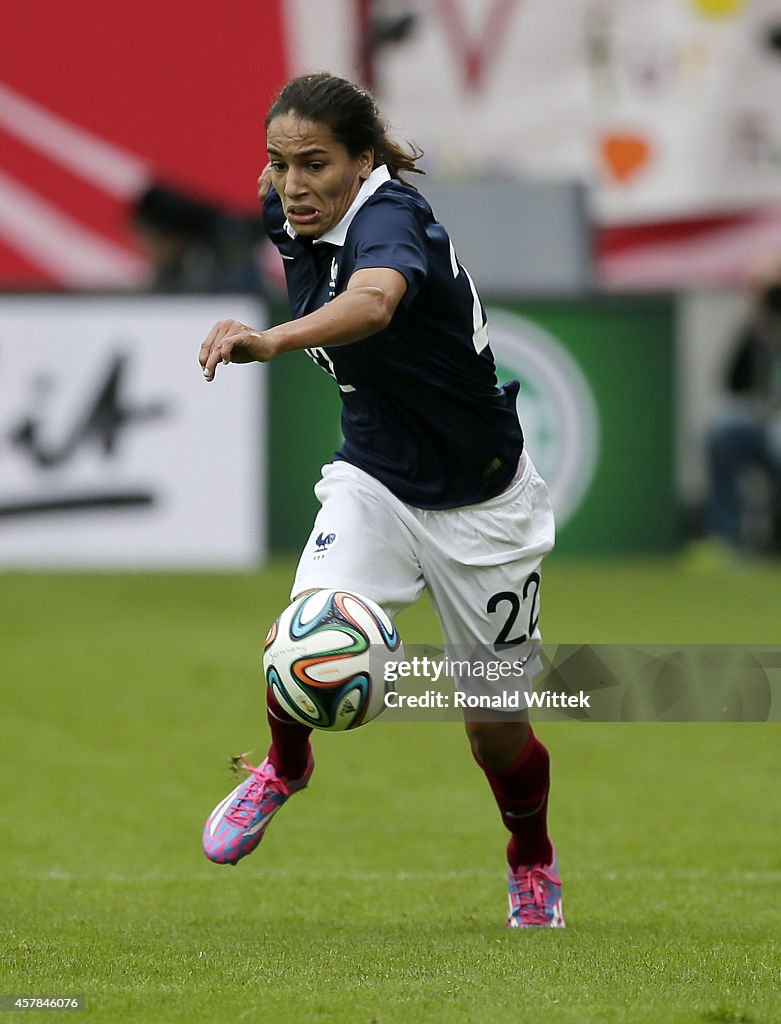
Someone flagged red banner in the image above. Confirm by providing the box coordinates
[0,2,288,287]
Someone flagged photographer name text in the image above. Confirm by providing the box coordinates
[384,689,591,710]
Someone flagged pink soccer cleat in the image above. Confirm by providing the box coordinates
[507,849,565,928]
[202,753,314,865]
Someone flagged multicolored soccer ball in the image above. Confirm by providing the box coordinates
[263,589,403,731]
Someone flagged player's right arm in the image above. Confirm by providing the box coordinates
[199,267,408,381]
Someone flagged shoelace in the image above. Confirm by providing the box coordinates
[509,865,561,925]
[225,757,291,828]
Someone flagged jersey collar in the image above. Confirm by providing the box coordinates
[283,164,391,246]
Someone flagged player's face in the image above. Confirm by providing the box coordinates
[266,114,374,238]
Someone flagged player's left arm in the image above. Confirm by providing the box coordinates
[199,267,408,381]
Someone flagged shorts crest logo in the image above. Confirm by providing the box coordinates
[313,531,336,558]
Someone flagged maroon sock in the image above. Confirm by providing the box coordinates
[476,727,553,869]
[266,689,313,781]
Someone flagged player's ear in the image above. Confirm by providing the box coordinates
[358,148,374,180]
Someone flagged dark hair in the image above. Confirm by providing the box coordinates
[265,72,423,186]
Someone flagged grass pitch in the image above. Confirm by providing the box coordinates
[1,557,779,1023]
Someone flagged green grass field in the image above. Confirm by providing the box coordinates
[2,557,779,1023]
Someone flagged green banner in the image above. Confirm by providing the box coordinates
[488,297,677,553]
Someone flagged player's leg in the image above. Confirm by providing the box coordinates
[203,462,423,865]
[466,718,562,927]
[203,636,316,865]
[464,720,550,864]
[418,453,563,926]
[263,461,423,785]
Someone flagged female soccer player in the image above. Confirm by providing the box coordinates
[199,73,564,928]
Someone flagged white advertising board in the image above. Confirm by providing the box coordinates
[0,296,266,568]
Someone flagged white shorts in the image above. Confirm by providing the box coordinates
[292,454,555,698]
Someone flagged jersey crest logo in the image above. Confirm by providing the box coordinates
[328,257,339,298]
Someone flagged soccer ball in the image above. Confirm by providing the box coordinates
[263,589,403,731]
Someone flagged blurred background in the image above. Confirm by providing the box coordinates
[2,0,781,571]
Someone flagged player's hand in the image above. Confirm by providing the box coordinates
[199,320,274,381]
[257,162,273,205]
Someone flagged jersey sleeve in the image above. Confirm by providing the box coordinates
[350,195,428,309]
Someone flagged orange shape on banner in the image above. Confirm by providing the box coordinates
[600,134,652,183]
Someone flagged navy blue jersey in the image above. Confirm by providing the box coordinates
[264,167,524,509]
